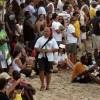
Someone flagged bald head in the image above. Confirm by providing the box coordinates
[44,27,52,38]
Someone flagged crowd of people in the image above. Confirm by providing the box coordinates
[0,0,100,99]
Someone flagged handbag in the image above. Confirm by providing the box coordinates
[40,53,48,64]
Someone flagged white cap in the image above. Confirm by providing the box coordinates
[59,44,66,49]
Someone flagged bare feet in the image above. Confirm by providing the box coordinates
[46,86,49,90]
[40,86,45,91]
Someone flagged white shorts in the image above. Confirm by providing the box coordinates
[81,32,86,40]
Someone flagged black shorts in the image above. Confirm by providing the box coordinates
[37,59,53,74]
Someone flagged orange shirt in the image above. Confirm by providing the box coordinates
[71,62,86,81]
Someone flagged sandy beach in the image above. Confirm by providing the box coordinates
[26,39,99,100]
[27,71,100,100]
[0,0,100,100]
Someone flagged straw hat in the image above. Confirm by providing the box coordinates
[0,72,11,80]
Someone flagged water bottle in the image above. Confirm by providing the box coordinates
[37,62,39,69]
[45,45,48,51]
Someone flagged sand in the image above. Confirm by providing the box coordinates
[26,38,100,100]
[26,71,100,100]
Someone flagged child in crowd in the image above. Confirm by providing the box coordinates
[26,48,35,70]
[57,44,73,71]
[25,48,36,77]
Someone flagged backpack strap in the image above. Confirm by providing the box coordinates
[41,37,52,49]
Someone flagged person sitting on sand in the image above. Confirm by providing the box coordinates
[71,55,100,84]
[25,48,35,70]
[9,70,36,100]
[57,44,73,71]
[12,48,32,77]
[0,76,20,100]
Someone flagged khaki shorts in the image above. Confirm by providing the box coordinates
[92,35,100,49]
[67,43,77,54]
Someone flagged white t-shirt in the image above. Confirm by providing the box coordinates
[58,53,68,62]
[66,24,77,44]
[52,21,62,42]
[34,36,59,61]
[57,0,64,12]
[24,4,35,14]
[38,7,46,16]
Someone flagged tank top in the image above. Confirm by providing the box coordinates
[12,58,21,72]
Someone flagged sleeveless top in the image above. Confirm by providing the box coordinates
[12,58,21,72]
